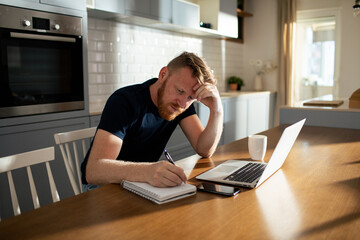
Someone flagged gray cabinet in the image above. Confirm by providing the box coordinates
[125,0,150,19]
[0,0,87,12]
[89,114,101,127]
[150,0,172,23]
[40,0,86,11]
[125,0,172,23]
[87,0,238,39]
[88,0,172,23]
[92,0,125,14]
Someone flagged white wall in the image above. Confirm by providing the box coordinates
[87,18,245,114]
[243,0,280,92]
[243,0,360,98]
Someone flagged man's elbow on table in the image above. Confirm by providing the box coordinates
[196,147,216,159]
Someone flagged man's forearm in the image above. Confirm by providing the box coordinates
[86,158,187,187]
[195,107,223,157]
[86,158,154,185]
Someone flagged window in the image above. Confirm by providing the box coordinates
[293,10,339,102]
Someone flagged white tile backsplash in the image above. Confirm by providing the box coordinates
[88,18,244,114]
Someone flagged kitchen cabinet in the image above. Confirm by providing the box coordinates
[125,0,172,23]
[40,0,86,11]
[89,114,101,127]
[172,0,199,29]
[223,92,274,143]
[196,0,238,38]
[222,96,248,144]
[88,0,125,14]
[88,0,172,23]
[280,97,360,129]
[86,0,239,39]
[0,0,87,12]
[150,0,172,23]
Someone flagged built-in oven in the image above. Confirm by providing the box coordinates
[0,5,84,118]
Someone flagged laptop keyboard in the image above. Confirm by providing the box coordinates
[224,163,266,183]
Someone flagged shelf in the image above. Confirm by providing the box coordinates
[237,8,253,17]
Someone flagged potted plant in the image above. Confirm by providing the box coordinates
[227,76,244,91]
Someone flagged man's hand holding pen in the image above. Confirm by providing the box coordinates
[145,150,186,187]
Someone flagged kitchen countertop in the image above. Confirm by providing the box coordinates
[219,90,273,99]
[279,95,360,129]
[281,95,360,113]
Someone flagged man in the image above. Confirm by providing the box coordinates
[81,52,223,191]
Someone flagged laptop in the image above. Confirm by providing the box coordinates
[196,119,306,188]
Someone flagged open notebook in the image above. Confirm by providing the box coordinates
[122,181,196,204]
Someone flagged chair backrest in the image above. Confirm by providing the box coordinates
[0,147,59,220]
[54,127,96,195]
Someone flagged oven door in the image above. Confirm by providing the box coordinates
[0,29,84,118]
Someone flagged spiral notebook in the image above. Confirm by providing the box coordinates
[122,181,196,204]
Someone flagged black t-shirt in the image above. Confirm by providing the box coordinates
[81,78,196,184]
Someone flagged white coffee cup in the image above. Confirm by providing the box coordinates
[248,135,267,161]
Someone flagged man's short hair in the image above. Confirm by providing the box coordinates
[167,52,216,85]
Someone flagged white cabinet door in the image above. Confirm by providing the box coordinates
[172,0,200,28]
[247,95,269,136]
[223,97,247,144]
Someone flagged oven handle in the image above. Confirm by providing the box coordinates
[10,32,76,43]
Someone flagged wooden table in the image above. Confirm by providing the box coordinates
[1,125,359,240]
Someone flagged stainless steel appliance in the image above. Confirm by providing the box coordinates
[0,5,84,118]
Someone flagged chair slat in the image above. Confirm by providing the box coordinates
[7,171,20,216]
[26,166,40,209]
[72,142,82,190]
[45,162,59,202]
[65,143,75,174]
[81,140,87,157]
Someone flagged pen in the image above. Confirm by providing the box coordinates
[164,150,175,165]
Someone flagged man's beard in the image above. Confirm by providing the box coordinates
[157,78,185,121]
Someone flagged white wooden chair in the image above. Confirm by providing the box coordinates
[0,147,59,220]
[54,127,96,195]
